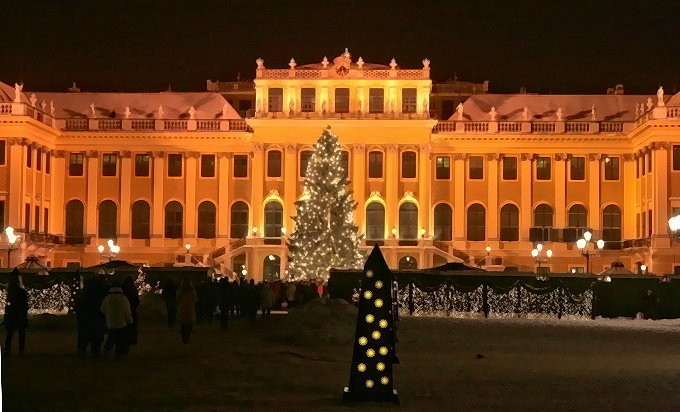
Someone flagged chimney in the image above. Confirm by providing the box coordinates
[519,87,527,94]
[615,84,624,95]
[68,82,80,93]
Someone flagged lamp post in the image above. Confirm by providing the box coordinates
[576,231,604,274]
[5,226,20,268]
[97,239,120,262]
[530,243,553,272]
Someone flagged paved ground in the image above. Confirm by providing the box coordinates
[3,314,680,411]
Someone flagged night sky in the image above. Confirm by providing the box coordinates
[2,0,678,95]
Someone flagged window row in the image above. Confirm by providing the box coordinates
[267,87,418,114]
[364,202,621,242]
[0,141,51,172]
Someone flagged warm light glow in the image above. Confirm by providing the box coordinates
[379,319,388,328]
[363,290,373,299]
[546,249,553,258]
[357,363,366,372]
[391,228,397,236]
[268,254,275,261]
[358,336,368,346]
[375,280,383,289]
[366,349,375,357]
[252,227,258,234]
[241,269,247,276]
[374,299,383,308]
[280,227,287,235]
[98,245,105,253]
[583,231,592,242]
[185,243,191,250]
[485,246,492,253]
[365,380,374,388]
[5,226,13,237]
[596,239,605,249]
[107,239,115,248]
[376,362,385,371]
[531,249,539,258]
[380,376,389,385]
[641,264,647,273]
[379,346,388,355]
[536,243,543,251]
[576,239,587,249]
[366,270,373,278]
[571,268,577,273]
[372,330,381,340]
[669,215,680,232]
[365,314,374,323]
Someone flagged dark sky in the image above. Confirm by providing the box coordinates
[2,0,678,94]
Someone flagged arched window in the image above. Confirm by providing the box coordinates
[98,200,117,239]
[433,203,452,241]
[467,203,486,241]
[197,201,216,239]
[398,256,417,270]
[164,201,183,239]
[398,202,418,240]
[230,202,249,238]
[263,255,281,282]
[65,199,84,244]
[602,205,621,243]
[566,204,589,241]
[366,202,385,240]
[264,202,283,238]
[500,204,519,241]
[532,203,554,242]
[131,200,150,239]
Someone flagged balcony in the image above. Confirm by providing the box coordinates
[622,238,651,249]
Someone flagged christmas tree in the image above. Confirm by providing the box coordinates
[285,126,364,281]
[343,244,399,403]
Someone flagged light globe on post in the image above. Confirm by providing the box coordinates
[97,244,105,254]
[576,239,587,250]
[531,249,539,258]
[5,226,19,268]
[546,249,553,258]
[583,231,592,242]
[641,264,647,274]
[185,243,191,252]
[596,239,605,249]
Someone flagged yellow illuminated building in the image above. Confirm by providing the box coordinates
[1,49,679,279]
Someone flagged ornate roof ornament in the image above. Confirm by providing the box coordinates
[356,56,364,68]
[590,104,597,121]
[289,58,297,69]
[489,106,497,121]
[456,103,464,120]
[657,86,665,107]
[422,58,430,69]
[556,107,563,121]
[29,93,37,107]
[321,56,329,68]
[49,100,55,116]
[389,58,397,70]
[522,106,529,121]
[124,106,131,118]
[188,106,196,119]
[343,48,351,58]
[90,103,96,118]
[158,105,164,119]
[14,83,23,103]
[256,58,264,69]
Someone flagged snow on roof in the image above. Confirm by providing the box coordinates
[453,94,657,122]
[28,89,240,119]
[666,91,680,106]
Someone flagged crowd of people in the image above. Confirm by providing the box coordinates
[1,269,328,358]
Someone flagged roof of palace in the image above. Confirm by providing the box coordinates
[453,94,663,122]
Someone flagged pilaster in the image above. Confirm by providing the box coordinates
[452,153,466,243]
[217,152,231,239]
[519,153,533,241]
[352,144,366,231]
[588,154,601,231]
[251,143,265,234]
[283,145,297,231]
[385,145,399,234]
[119,152,133,242]
[623,154,637,240]
[554,154,567,228]
[418,144,432,235]
[652,143,670,247]
[184,152,199,239]
[50,150,66,236]
[486,153,499,242]
[149,152,163,246]
[85,151,99,237]
[7,139,23,228]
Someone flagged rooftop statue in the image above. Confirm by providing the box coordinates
[456,103,464,120]
[556,107,563,121]
[90,103,96,118]
[321,56,329,68]
[389,58,397,70]
[356,57,364,68]
[289,58,297,69]
[591,104,597,121]
[29,93,37,107]
[522,106,529,121]
[188,106,196,119]
[256,58,264,70]
[14,83,23,103]
[222,104,229,118]
[158,105,164,119]
[125,106,131,118]
[50,100,55,116]
[489,106,497,121]
[657,86,665,107]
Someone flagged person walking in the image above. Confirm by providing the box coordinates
[217,278,233,329]
[260,281,275,319]
[177,279,198,344]
[162,278,178,327]
[100,282,133,359]
[286,282,296,308]
[3,270,29,356]
[74,277,107,358]
[122,276,140,349]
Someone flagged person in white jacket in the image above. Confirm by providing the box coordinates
[100,282,133,359]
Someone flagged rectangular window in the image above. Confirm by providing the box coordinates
[301,88,315,112]
[69,153,84,176]
[673,145,680,171]
[135,154,150,177]
[369,88,384,113]
[299,151,313,178]
[502,157,517,180]
[0,201,4,230]
[44,208,49,233]
[648,210,653,237]
[268,88,283,112]
[24,203,30,232]
[402,88,417,114]
[340,151,349,179]
[36,148,42,171]
[435,156,450,180]
[34,205,40,232]
[604,156,619,180]
[167,154,183,177]
[267,150,282,178]
[335,88,349,113]
[640,155,646,177]
[648,152,652,173]
[570,156,585,180]
[102,153,118,176]
[536,157,551,180]
[0,141,5,165]
[233,154,248,178]
[26,145,32,168]
[368,151,383,178]
[401,151,417,179]
[469,156,483,180]
[201,154,216,177]
[45,151,50,174]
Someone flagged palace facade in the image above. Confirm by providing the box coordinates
[1,49,679,280]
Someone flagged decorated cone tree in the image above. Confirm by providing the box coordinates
[343,244,399,403]
[285,126,363,281]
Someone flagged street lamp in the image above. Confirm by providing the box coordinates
[98,240,120,262]
[576,231,604,273]
[531,243,553,273]
[5,226,20,268]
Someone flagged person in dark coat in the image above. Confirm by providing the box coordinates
[217,278,233,329]
[162,279,178,328]
[74,277,107,357]
[643,289,658,319]
[122,277,140,348]
[3,271,28,356]
[246,279,259,326]
[177,279,198,344]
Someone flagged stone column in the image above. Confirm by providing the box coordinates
[150,152,164,247]
[7,139,24,228]
[418,145,432,235]
[452,153,466,244]
[283,144,297,231]
[486,154,500,243]
[184,152,199,239]
[652,143,670,247]
[385,145,399,235]
[50,150,66,236]
[622,154,637,240]
[217,152,231,240]
[554,154,568,228]
[519,153,533,242]
[85,151,99,238]
[251,143,265,234]
[119,152,133,244]
[588,154,601,231]
[352,144,366,231]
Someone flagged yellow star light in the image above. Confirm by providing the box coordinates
[363,290,373,299]
[357,363,366,372]
[358,336,368,346]
[381,376,389,385]
[379,319,388,328]
[366,348,375,358]
[379,346,388,355]
[366,379,374,388]
[365,314,374,323]
[376,362,385,371]
[372,330,381,340]
[374,299,383,308]
[375,280,383,289]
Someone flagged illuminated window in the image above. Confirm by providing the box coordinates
[131,200,151,239]
[102,153,118,176]
[334,88,349,113]
[267,150,282,178]
[301,88,315,112]
[98,200,117,239]
[570,157,585,180]
[369,88,384,113]
[268,88,283,112]
[69,153,84,176]
[502,156,517,180]
[135,154,150,177]
[300,151,313,177]
[368,151,383,178]
[399,202,418,240]
[201,154,215,177]
[197,201,216,239]
[536,156,551,180]
[233,154,248,177]
[167,154,182,177]
[604,156,619,180]
[500,204,519,241]
[366,202,385,240]
[469,156,483,179]
[401,151,416,178]
[164,201,183,239]
[531,204,554,242]
[340,151,349,179]
[434,203,452,241]
[435,156,450,180]
[230,202,249,238]
[674,145,680,170]
[264,202,283,238]
[402,88,417,113]
[65,200,84,244]
[602,205,621,243]
[467,203,486,241]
